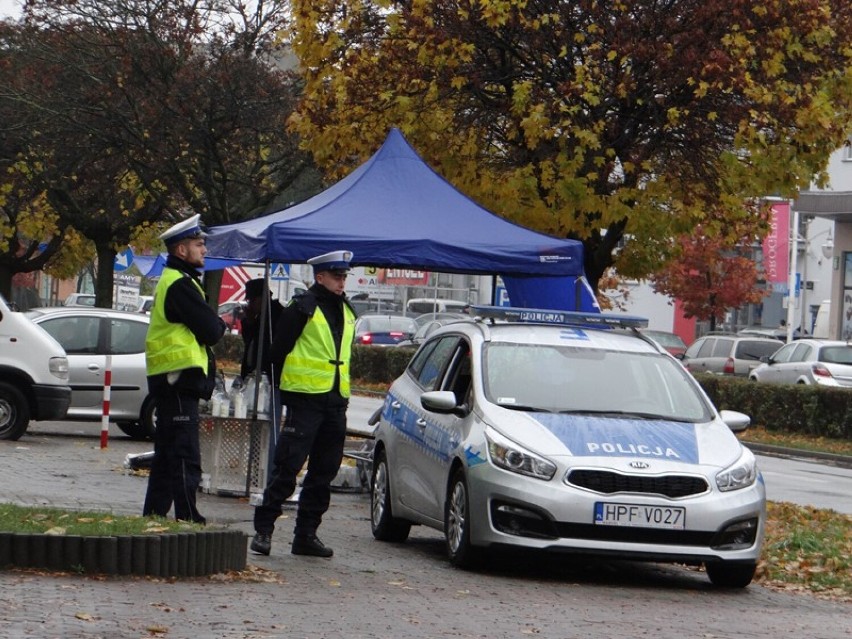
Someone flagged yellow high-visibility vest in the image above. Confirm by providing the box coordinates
[145,268,208,375]
[280,303,355,396]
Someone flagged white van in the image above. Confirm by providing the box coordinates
[406,298,469,315]
[0,294,72,440]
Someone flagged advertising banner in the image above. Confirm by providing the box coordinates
[763,202,790,292]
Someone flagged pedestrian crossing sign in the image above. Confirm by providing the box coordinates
[270,263,290,280]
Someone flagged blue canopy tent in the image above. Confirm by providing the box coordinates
[132,253,244,278]
[206,128,596,311]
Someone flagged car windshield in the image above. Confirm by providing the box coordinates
[482,343,711,422]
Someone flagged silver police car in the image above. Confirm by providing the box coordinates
[370,307,766,587]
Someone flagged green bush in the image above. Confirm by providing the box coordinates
[695,374,851,440]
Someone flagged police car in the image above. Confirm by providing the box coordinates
[370,306,766,588]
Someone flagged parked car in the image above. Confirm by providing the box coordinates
[412,311,469,329]
[640,329,688,358]
[354,313,418,346]
[63,293,96,307]
[397,316,472,348]
[681,335,782,376]
[25,306,156,440]
[749,339,852,387]
[0,294,71,440]
[218,301,245,333]
[370,306,765,587]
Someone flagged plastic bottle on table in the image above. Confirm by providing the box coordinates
[258,373,271,419]
[230,376,246,419]
[244,375,257,416]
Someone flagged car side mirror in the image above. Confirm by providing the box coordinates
[719,409,750,433]
[421,390,467,417]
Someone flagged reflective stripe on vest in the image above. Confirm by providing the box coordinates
[145,268,209,375]
[280,303,355,397]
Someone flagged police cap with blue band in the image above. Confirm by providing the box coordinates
[307,250,353,274]
[160,214,207,246]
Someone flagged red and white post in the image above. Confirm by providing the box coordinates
[100,354,112,449]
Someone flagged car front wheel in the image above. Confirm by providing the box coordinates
[445,469,482,568]
[370,448,411,542]
[0,382,29,441]
[705,560,757,588]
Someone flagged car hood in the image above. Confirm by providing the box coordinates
[481,406,743,470]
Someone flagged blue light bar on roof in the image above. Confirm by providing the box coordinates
[469,305,649,329]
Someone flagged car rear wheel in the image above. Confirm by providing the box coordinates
[705,560,757,588]
[0,382,29,441]
[116,395,157,440]
[370,449,411,542]
[445,469,482,568]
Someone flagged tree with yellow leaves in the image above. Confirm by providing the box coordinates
[289,0,852,291]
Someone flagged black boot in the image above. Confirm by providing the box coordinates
[250,532,272,555]
[291,533,333,557]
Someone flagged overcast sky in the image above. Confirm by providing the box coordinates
[0,0,21,18]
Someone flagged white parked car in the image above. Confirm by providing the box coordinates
[25,307,156,439]
[749,339,852,386]
[370,306,766,587]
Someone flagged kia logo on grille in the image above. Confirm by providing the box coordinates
[629,461,650,469]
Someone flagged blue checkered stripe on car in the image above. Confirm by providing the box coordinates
[383,393,455,462]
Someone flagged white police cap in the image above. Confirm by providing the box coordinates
[159,213,207,246]
[307,250,353,273]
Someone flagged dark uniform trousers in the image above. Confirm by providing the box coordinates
[254,392,348,537]
[143,389,206,524]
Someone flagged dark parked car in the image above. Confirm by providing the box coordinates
[354,314,418,346]
[640,329,688,358]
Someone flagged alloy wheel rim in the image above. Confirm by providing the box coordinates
[372,461,388,524]
[447,481,466,553]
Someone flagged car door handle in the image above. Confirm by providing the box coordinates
[416,418,427,429]
[87,364,101,371]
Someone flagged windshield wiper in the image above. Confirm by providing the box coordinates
[496,403,551,413]
[557,409,667,420]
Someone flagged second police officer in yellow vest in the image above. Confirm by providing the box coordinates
[251,250,357,557]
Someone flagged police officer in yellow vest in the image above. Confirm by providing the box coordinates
[143,214,227,524]
[251,250,357,557]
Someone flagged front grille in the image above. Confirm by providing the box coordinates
[567,469,709,498]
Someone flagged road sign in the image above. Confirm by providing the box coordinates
[114,248,134,272]
[270,263,290,280]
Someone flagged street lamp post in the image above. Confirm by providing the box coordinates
[786,204,799,344]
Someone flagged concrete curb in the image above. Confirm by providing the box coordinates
[0,529,247,577]
[742,441,852,469]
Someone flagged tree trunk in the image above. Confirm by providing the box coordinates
[203,268,224,313]
[0,265,13,301]
[94,244,117,308]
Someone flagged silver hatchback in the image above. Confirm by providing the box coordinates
[25,307,156,439]
[749,339,852,386]
[370,307,766,588]
[681,335,781,376]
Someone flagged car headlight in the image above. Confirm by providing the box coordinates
[485,429,556,480]
[715,447,758,492]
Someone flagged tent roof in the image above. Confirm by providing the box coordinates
[206,128,583,277]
